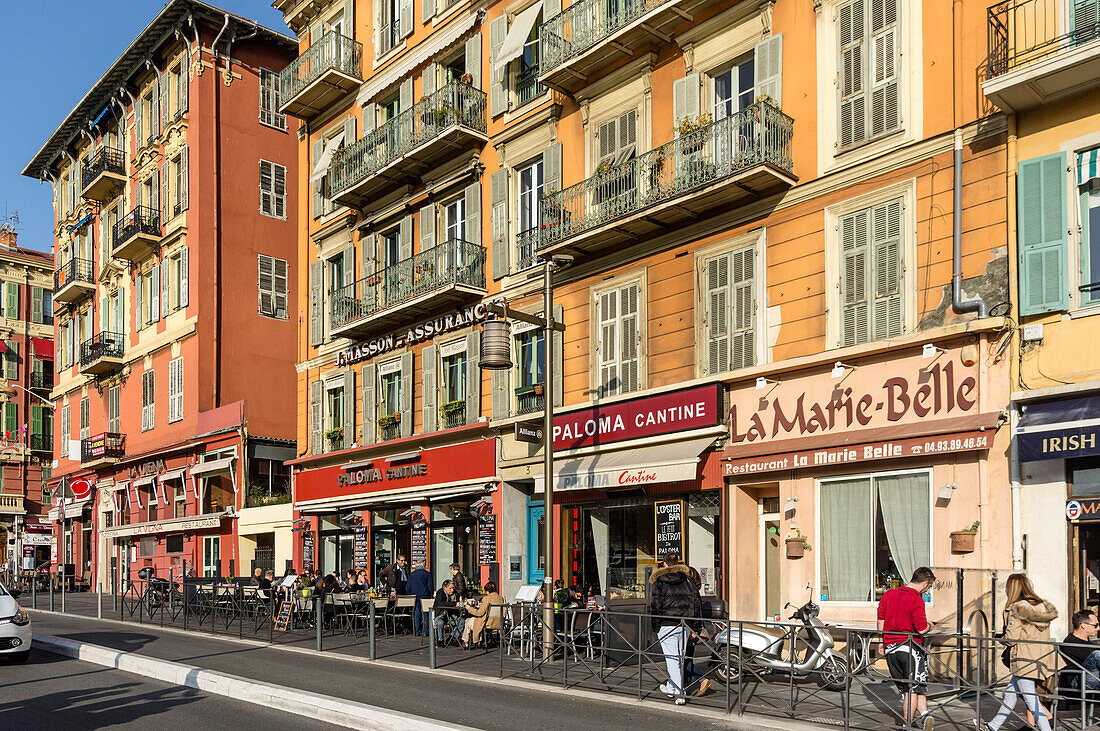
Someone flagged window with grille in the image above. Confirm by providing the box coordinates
[595,281,642,397]
[259,68,286,130]
[79,397,89,440]
[257,255,289,319]
[703,245,756,375]
[839,198,904,346]
[142,370,155,432]
[838,0,899,151]
[169,357,183,423]
[259,160,287,219]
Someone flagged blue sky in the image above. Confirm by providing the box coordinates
[0,1,293,254]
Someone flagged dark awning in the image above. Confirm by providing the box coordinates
[1018,395,1100,462]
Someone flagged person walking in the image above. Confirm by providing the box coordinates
[985,573,1058,731]
[406,561,434,636]
[878,566,937,730]
[450,563,468,600]
[682,566,712,697]
[648,552,701,705]
[378,554,408,596]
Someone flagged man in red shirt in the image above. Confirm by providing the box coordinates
[878,566,937,730]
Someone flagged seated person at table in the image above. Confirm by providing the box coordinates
[1061,610,1100,691]
[357,569,370,591]
[250,567,264,586]
[461,582,505,648]
[434,579,460,643]
[261,569,276,599]
[345,569,359,591]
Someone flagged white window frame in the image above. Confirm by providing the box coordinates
[324,378,345,435]
[257,254,290,320]
[258,68,286,131]
[61,404,70,447]
[814,467,934,607]
[141,370,155,432]
[259,160,288,220]
[695,229,769,376]
[108,385,120,433]
[589,270,647,398]
[378,358,403,417]
[824,179,917,349]
[439,338,468,405]
[1060,132,1100,314]
[168,357,183,423]
[443,197,466,243]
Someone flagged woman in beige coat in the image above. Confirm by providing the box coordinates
[985,574,1058,731]
[461,581,505,648]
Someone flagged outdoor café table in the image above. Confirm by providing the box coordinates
[336,593,372,636]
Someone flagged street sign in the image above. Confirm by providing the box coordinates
[515,421,543,444]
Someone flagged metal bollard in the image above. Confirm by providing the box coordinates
[31,576,36,609]
[315,595,322,652]
[49,575,54,612]
[429,608,436,669]
[111,566,117,612]
[60,565,65,613]
[97,583,102,619]
[369,600,376,660]
[169,569,174,617]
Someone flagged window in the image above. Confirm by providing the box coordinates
[702,245,756,374]
[3,342,16,380]
[596,110,638,171]
[444,198,466,242]
[259,160,287,219]
[2,403,15,440]
[713,58,755,118]
[326,383,345,439]
[328,253,345,300]
[166,534,184,554]
[379,0,403,55]
[819,470,930,602]
[108,385,120,433]
[515,14,544,106]
[516,327,544,388]
[173,60,188,119]
[79,397,89,440]
[142,92,154,146]
[166,248,189,313]
[140,537,155,557]
[30,404,51,453]
[441,347,467,404]
[171,149,188,216]
[516,160,543,271]
[380,364,402,417]
[259,68,286,130]
[169,357,183,423]
[838,0,899,150]
[1077,150,1100,308]
[258,255,289,319]
[382,229,401,266]
[141,370,155,431]
[839,198,903,346]
[594,280,642,397]
[61,405,70,447]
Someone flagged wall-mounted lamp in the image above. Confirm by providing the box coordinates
[936,483,957,502]
[831,361,857,379]
[922,343,947,359]
[755,376,780,390]
[783,497,798,513]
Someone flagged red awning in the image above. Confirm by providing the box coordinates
[31,338,52,359]
[0,341,7,354]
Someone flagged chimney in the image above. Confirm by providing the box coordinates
[0,227,17,251]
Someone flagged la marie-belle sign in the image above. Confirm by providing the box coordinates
[335,301,500,367]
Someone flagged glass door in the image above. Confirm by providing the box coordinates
[202,536,220,577]
[526,503,545,584]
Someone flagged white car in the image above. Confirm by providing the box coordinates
[0,581,30,663]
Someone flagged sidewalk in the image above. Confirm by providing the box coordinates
[27,608,788,731]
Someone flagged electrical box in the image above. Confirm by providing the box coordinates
[1022,322,1044,342]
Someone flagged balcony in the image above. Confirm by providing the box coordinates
[984,0,1100,111]
[329,81,487,209]
[30,371,53,391]
[539,101,795,256]
[79,331,125,377]
[54,257,96,305]
[441,401,467,429]
[279,31,363,121]
[29,433,52,454]
[0,494,24,515]
[81,432,125,468]
[113,206,161,262]
[516,64,545,107]
[80,146,126,203]
[540,0,718,93]
[515,386,545,416]
[379,418,401,442]
[330,238,487,340]
[515,228,541,273]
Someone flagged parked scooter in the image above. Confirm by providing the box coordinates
[710,598,848,691]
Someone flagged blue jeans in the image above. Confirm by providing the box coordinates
[413,600,426,635]
[657,625,690,699]
[436,614,459,643]
[1068,649,1100,691]
[987,676,1052,731]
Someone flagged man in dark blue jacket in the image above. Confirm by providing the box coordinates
[406,562,434,636]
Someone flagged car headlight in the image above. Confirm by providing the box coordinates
[10,607,29,626]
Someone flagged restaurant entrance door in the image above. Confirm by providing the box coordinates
[372,524,410,584]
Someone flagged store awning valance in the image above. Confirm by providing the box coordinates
[190,456,238,495]
[1018,395,1100,462]
[493,2,543,73]
[297,480,492,514]
[47,497,92,521]
[533,437,714,492]
[1080,148,1100,187]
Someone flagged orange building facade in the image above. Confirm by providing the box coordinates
[279,0,1013,623]
[23,2,300,590]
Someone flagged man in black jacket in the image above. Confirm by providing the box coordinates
[378,554,408,596]
[649,552,701,705]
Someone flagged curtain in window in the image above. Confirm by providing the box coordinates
[821,478,872,601]
[876,473,930,584]
[588,508,609,595]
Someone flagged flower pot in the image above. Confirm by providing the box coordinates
[533,384,545,396]
[785,539,805,559]
[950,530,977,554]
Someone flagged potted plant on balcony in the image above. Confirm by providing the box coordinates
[675,112,712,155]
[950,520,980,554]
[459,72,473,85]
[379,413,400,430]
[324,427,344,450]
[785,527,811,559]
[595,159,614,176]
[441,400,465,423]
[431,101,457,126]
[532,383,545,396]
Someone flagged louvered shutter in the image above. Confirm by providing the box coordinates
[399,78,413,111]
[361,364,376,445]
[552,305,564,407]
[730,247,756,369]
[753,34,783,106]
[673,74,700,126]
[5,282,15,319]
[100,295,109,334]
[705,254,730,375]
[114,289,124,335]
[135,274,143,332]
[363,103,377,135]
[30,405,41,445]
[274,164,287,219]
[399,351,413,438]
[148,265,159,322]
[869,0,899,137]
[309,260,324,346]
[871,200,903,339]
[490,368,510,419]
[490,169,509,278]
[1018,153,1069,315]
[179,247,189,307]
[135,96,143,149]
[260,161,272,216]
[310,380,323,454]
[311,140,324,218]
[181,146,189,210]
[150,79,160,140]
[545,0,561,17]
[31,286,42,325]
[840,209,870,346]
[273,256,287,318]
[838,0,866,149]
[619,284,639,392]
[464,182,481,247]
[465,331,480,422]
[399,215,413,261]
[150,168,159,225]
[159,72,169,130]
[179,63,188,113]
[489,16,508,116]
[598,118,618,168]
[423,0,435,24]
[420,204,435,251]
[597,290,618,394]
[400,0,413,39]
[258,255,274,316]
[465,33,482,89]
[422,344,437,431]
[343,370,355,449]
[543,142,562,197]
[109,387,120,433]
[4,403,15,440]
[361,233,376,280]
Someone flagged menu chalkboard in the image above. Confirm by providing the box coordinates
[654,499,684,559]
[411,525,428,566]
[478,514,497,565]
[302,532,314,572]
[353,527,369,570]
[274,601,293,632]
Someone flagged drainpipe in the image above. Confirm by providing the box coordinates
[213,15,227,407]
[1006,111,1023,570]
[211,14,230,61]
[951,130,989,319]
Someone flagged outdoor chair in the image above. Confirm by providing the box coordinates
[388,595,415,636]
[372,598,392,637]
[1057,668,1100,723]
[331,593,354,635]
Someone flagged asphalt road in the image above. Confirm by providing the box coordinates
[0,648,343,730]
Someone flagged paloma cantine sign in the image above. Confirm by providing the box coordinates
[729,351,979,446]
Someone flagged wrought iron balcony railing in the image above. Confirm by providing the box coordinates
[516,387,545,416]
[515,228,541,273]
[539,102,794,248]
[441,402,467,429]
[379,421,401,442]
[81,432,125,464]
[30,371,53,390]
[29,433,52,454]
[541,0,674,73]
[516,63,544,106]
[113,206,160,251]
[80,331,125,368]
[988,0,1100,78]
[54,257,95,292]
[331,239,487,329]
[279,31,363,105]
[328,81,486,198]
[81,147,125,191]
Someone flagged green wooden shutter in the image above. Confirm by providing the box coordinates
[871,200,903,339]
[310,380,323,455]
[753,35,783,106]
[7,342,17,382]
[399,351,413,438]
[490,168,509,278]
[489,16,508,116]
[1018,153,1069,315]
[343,370,355,449]
[5,282,17,319]
[30,404,42,443]
[552,305,564,408]
[464,182,481,247]
[309,260,324,346]
[465,331,480,421]
[705,253,730,375]
[840,209,870,346]
[4,402,15,438]
[361,363,376,445]
[422,344,437,431]
[31,286,42,324]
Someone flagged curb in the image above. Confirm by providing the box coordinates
[28,609,817,731]
[32,632,472,731]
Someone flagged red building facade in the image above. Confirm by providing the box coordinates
[22,2,299,589]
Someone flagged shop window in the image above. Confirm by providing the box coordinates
[1071,457,1100,497]
[140,537,156,557]
[166,534,184,554]
[431,501,477,589]
[818,470,930,603]
[247,458,291,507]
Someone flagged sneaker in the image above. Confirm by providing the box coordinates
[674,698,687,706]
[921,714,934,731]
[658,683,674,698]
[696,678,712,696]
